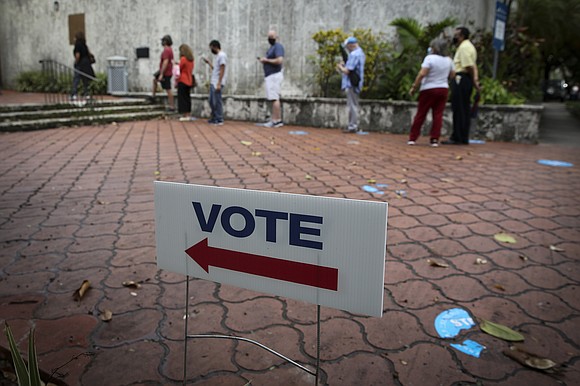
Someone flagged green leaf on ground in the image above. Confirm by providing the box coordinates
[494,233,517,244]
[480,319,524,342]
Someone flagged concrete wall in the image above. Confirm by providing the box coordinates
[0,0,496,95]
[186,94,543,143]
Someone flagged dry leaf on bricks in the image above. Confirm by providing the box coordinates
[504,346,557,371]
[73,280,91,302]
[100,309,113,322]
[427,259,449,268]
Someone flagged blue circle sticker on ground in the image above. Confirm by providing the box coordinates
[537,159,573,167]
[289,130,308,135]
[434,308,475,338]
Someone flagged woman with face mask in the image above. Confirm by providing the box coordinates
[407,38,455,147]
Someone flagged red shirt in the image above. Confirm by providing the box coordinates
[160,46,174,77]
[177,56,194,86]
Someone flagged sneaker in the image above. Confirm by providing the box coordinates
[430,140,439,147]
[272,121,284,128]
[210,121,224,126]
[179,116,197,122]
[407,140,416,145]
[342,128,357,133]
[261,121,276,128]
[207,119,216,124]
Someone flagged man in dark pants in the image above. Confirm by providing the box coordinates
[444,27,479,145]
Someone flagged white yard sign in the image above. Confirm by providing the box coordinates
[155,182,388,317]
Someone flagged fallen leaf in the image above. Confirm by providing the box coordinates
[122,281,141,289]
[154,171,161,176]
[240,140,252,146]
[494,284,506,291]
[400,360,408,366]
[73,280,91,301]
[367,179,377,184]
[251,151,262,156]
[519,255,529,261]
[455,155,463,160]
[549,245,565,252]
[475,258,488,265]
[504,346,557,371]
[480,319,524,342]
[494,233,517,244]
[305,174,313,180]
[97,200,108,205]
[440,178,454,183]
[313,147,320,151]
[427,259,449,268]
[100,309,113,322]
[130,292,138,297]
[400,179,407,184]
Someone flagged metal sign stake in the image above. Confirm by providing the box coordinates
[182,278,322,385]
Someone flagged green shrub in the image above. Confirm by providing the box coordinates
[479,77,525,105]
[16,70,107,95]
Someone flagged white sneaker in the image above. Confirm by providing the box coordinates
[261,121,276,128]
[430,142,439,147]
[272,121,284,128]
[179,116,197,122]
[407,140,416,145]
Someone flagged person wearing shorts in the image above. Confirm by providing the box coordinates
[152,34,175,111]
[258,30,285,128]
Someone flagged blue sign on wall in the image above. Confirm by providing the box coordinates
[493,1,509,51]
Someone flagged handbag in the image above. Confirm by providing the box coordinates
[348,67,360,88]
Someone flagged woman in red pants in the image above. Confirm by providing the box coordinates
[408,39,455,147]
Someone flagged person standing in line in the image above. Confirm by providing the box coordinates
[70,31,95,101]
[336,36,365,133]
[152,35,175,111]
[407,39,455,147]
[176,44,196,121]
[443,27,479,145]
[258,30,285,128]
[203,40,227,125]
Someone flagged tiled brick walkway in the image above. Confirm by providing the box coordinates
[1,106,579,385]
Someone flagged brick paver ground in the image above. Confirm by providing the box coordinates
[1,98,579,385]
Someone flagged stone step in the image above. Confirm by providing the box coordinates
[0,104,165,122]
[0,97,155,113]
[0,110,171,132]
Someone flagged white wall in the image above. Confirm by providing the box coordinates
[0,0,495,95]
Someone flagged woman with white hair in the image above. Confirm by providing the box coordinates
[407,38,455,147]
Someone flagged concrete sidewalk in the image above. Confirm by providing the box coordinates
[0,93,579,385]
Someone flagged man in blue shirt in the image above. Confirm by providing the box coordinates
[337,37,365,133]
[258,30,285,128]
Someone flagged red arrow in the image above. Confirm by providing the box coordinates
[185,238,338,291]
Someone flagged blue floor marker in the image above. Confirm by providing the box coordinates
[434,308,475,338]
[451,340,486,358]
[362,185,384,195]
[537,159,573,167]
[469,139,486,144]
[434,308,485,358]
[289,130,308,135]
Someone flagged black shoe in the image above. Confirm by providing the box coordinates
[442,139,460,145]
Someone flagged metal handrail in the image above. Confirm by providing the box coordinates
[39,59,102,108]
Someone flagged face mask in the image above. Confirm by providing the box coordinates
[268,38,276,45]
[427,47,432,55]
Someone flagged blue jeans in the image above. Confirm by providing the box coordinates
[209,84,224,122]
